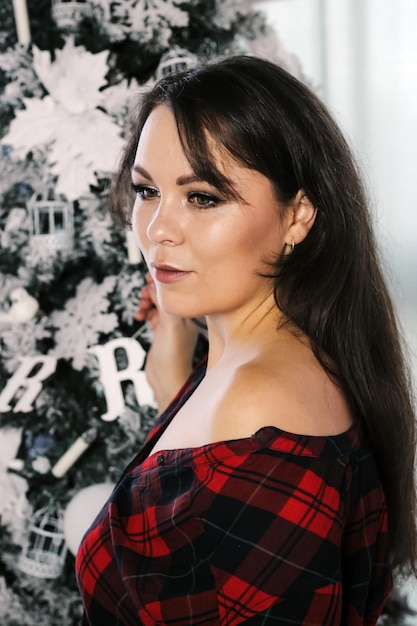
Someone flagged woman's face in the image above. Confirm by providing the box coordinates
[131,104,291,321]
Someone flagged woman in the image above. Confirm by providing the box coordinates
[76,56,416,625]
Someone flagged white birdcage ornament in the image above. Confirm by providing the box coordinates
[156,47,198,81]
[52,0,91,30]
[18,504,67,579]
[27,186,74,256]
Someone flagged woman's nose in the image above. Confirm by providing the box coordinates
[146,199,184,245]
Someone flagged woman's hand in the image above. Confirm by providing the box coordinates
[136,275,201,413]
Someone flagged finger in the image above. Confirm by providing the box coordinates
[135,289,156,321]
[147,281,158,305]
[135,302,155,321]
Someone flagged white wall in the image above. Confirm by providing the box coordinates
[255,0,417,374]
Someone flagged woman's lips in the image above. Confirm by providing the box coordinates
[152,264,191,284]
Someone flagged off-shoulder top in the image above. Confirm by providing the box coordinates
[76,357,392,625]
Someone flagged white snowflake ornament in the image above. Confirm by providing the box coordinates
[1,39,124,200]
[33,40,108,113]
[49,276,118,370]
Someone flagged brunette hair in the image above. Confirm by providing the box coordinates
[110,55,416,575]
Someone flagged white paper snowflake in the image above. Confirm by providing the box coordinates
[0,144,48,200]
[0,428,30,545]
[92,0,189,47]
[1,39,125,200]
[49,276,118,369]
[0,317,52,374]
[114,270,145,325]
[100,78,141,127]
[0,207,30,253]
[32,40,108,113]
[212,0,248,30]
[77,195,115,257]
[0,44,43,107]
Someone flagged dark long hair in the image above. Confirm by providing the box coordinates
[110,55,416,575]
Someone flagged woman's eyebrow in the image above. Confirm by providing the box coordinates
[176,174,205,186]
[131,165,204,187]
[131,164,152,180]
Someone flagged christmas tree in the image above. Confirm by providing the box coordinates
[0,0,307,622]
[0,1,414,624]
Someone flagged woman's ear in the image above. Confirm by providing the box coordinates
[285,190,316,247]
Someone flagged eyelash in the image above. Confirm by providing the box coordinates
[188,192,222,209]
[131,183,158,199]
[131,184,222,209]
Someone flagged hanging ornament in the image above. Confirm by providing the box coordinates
[17,503,67,579]
[51,427,98,478]
[27,185,74,259]
[0,287,39,330]
[9,287,39,323]
[64,482,115,555]
[155,46,198,81]
[52,0,91,31]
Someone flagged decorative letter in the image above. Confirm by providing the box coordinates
[91,338,155,422]
[0,356,57,413]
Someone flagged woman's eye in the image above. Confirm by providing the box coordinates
[188,192,220,209]
[131,183,159,200]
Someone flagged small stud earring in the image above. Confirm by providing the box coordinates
[284,240,295,255]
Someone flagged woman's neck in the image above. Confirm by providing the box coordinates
[205,295,287,371]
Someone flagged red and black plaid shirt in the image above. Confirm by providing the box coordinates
[77,358,392,625]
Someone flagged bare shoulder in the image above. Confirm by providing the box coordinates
[214,353,354,440]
